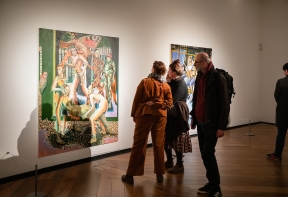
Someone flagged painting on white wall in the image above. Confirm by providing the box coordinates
[38,28,119,157]
[171,44,212,134]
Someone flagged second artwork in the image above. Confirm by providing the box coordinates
[171,44,212,131]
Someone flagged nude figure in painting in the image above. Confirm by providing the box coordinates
[57,85,110,144]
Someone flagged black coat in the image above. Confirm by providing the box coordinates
[274,76,288,128]
[166,101,190,142]
[190,66,230,131]
[165,77,188,143]
[169,77,188,104]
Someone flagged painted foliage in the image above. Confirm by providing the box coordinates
[38,28,119,157]
[170,44,212,128]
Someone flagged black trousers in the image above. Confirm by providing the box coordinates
[274,127,287,158]
[197,124,220,190]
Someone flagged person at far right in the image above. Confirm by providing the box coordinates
[266,63,288,162]
[190,52,230,197]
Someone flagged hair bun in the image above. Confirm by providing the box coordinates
[173,59,180,64]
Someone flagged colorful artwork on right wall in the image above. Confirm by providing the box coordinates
[170,44,212,134]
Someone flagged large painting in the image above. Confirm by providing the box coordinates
[38,28,119,157]
[171,44,212,134]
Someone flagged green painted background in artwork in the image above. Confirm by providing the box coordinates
[39,28,55,120]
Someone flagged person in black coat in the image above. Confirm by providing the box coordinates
[266,63,288,161]
[190,52,230,197]
[165,59,192,174]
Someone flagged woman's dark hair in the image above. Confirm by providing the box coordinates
[169,59,182,76]
[153,61,167,75]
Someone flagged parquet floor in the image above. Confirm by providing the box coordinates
[0,123,287,197]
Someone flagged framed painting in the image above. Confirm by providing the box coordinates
[38,28,119,157]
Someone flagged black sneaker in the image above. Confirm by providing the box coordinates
[121,175,134,184]
[266,153,282,161]
[198,183,211,193]
[156,174,164,183]
[208,190,222,197]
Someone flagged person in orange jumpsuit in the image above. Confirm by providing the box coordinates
[121,61,173,184]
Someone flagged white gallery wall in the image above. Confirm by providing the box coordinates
[0,0,280,179]
[259,0,288,123]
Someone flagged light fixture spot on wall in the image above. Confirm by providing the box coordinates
[259,44,262,51]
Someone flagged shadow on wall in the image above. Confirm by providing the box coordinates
[0,108,40,180]
[0,105,91,181]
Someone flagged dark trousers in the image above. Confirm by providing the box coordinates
[164,148,183,166]
[274,127,287,158]
[197,124,220,190]
[126,115,167,176]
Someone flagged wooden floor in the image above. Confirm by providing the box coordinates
[1,123,288,197]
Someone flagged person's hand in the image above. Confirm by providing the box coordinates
[190,119,196,129]
[65,63,73,67]
[73,98,78,105]
[146,101,154,106]
[166,75,172,82]
[86,98,90,105]
[82,113,88,120]
[70,114,80,120]
[216,130,224,138]
[60,88,65,94]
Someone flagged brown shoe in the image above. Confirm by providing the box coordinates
[121,175,134,184]
[156,175,163,183]
[167,164,184,173]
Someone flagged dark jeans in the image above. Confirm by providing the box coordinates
[274,127,288,158]
[197,124,220,190]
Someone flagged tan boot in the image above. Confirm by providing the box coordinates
[167,164,184,173]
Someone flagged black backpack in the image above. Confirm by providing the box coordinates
[216,68,235,104]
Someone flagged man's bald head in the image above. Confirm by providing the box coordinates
[196,52,211,64]
[194,52,211,73]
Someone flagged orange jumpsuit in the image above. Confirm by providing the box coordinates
[126,77,172,176]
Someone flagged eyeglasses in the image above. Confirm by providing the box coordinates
[194,61,203,64]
